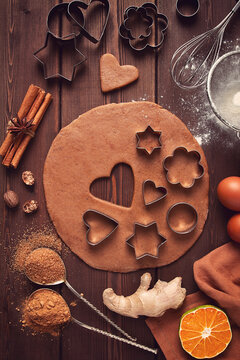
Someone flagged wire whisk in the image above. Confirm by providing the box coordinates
[171,0,240,89]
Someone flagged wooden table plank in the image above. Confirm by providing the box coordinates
[0,1,61,360]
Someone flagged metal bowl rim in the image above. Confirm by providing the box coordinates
[207,50,240,132]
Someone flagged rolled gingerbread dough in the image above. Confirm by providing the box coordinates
[43,102,209,272]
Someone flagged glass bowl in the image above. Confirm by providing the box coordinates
[207,50,240,133]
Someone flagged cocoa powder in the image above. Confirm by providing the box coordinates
[24,248,65,284]
[22,289,71,336]
[13,226,62,273]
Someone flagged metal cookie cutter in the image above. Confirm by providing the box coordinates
[83,209,119,246]
[119,2,168,51]
[163,147,204,188]
[176,0,200,18]
[136,125,162,155]
[126,222,167,260]
[68,0,110,44]
[119,6,154,41]
[34,3,86,81]
[167,202,198,234]
[143,180,167,206]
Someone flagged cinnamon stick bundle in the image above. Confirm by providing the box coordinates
[0,84,39,157]
[0,84,52,168]
[11,93,52,168]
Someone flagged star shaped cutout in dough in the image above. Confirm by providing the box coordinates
[126,222,167,260]
[136,125,162,155]
[33,32,86,82]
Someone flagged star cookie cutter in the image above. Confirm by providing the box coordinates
[68,0,110,44]
[136,125,162,155]
[143,180,167,206]
[126,222,167,260]
[163,147,204,188]
[119,2,168,51]
[34,3,86,82]
[34,1,110,81]
[83,209,119,246]
[166,202,198,234]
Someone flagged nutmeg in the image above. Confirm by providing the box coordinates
[23,200,38,214]
[22,171,35,186]
[3,190,19,208]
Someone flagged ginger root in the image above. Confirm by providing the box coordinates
[103,273,186,318]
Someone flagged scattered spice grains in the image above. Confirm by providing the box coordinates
[22,289,71,336]
[24,248,65,285]
[13,226,62,273]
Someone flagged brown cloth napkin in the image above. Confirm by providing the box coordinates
[194,242,240,327]
[146,242,240,359]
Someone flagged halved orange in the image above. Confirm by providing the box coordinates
[179,305,232,359]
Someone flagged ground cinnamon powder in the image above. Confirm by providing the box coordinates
[22,289,71,336]
[24,248,65,284]
[13,226,62,273]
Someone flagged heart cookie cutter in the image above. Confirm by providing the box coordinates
[34,0,110,81]
[163,147,204,188]
[83,209,119,246]
[119,2,168,51]
[136,125,162,155]
[126,222,167,260]
[143,180,167,206]
[167,202,198,234]
[68,0,110,44]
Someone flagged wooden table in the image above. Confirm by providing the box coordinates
[0,1,239,359]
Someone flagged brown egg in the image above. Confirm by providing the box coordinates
[217,176,240,211]
[227,214,240,243]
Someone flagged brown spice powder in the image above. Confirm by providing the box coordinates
[13,226,62,273]
[22,289,71,336]
[24,248,65,284]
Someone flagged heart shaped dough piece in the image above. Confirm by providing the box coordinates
[100,53,139,92]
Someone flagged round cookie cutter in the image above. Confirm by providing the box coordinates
[167,202,198,234]
[176,0,200,18]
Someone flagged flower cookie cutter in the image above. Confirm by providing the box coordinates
[163,147,204,188]
[126,222,167,260]
[167,202,198,234]
[83,209,119,246]
[119,2,168,51]
[142,180,167,206]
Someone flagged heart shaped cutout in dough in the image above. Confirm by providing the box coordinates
[90,163,134,207]
[100,53,139,92]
